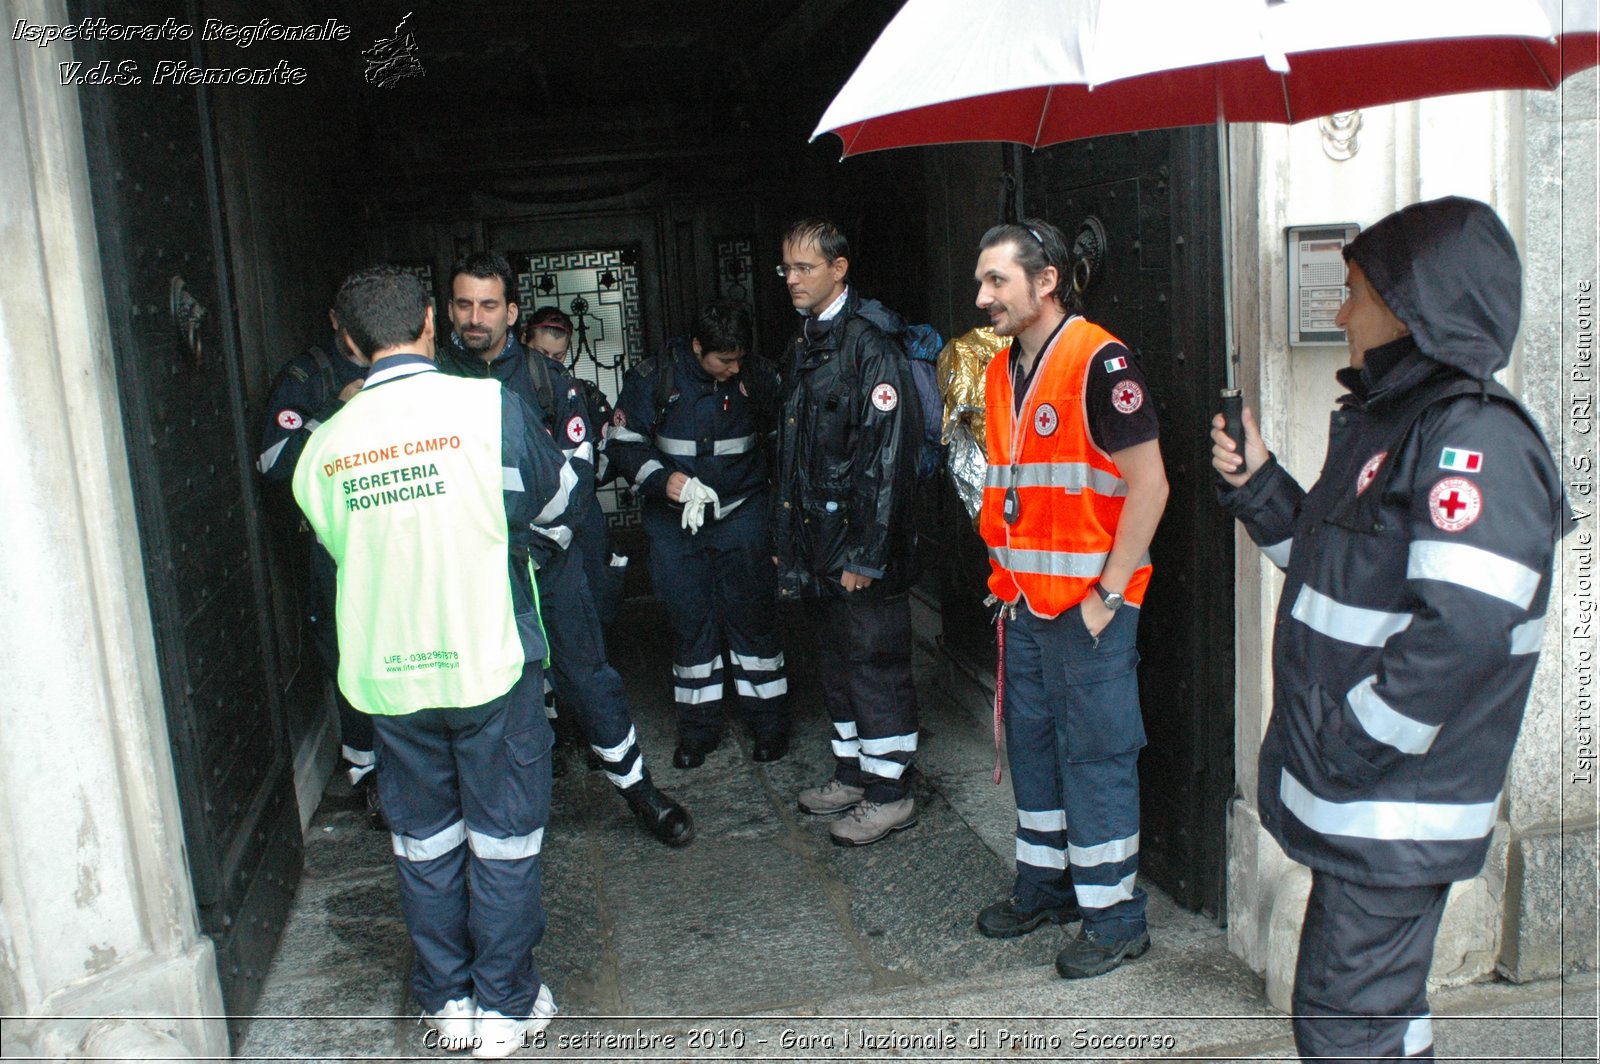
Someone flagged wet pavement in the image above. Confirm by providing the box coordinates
[237,593,1596,1063]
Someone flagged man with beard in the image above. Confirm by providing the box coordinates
[438,252,693,847]
[773,218,923,847]
[972,219,1168,979]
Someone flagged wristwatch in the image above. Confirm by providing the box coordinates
[1092,583,1124,611]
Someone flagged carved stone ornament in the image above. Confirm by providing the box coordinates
[1318,110,1362,161]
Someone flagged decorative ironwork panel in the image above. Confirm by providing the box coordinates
[512,247,646,530]
[715,236,756,310]
[716,235,761,363]
[398,261,435,302]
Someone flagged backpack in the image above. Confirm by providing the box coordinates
[304,342,338,405]
[901,323,947,480]
[838,318,946,481]
[653,336,694,411]
[650,336,784,420]
[523,348,557,430]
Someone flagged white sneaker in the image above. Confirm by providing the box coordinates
[420,995,476,1052]
[472,983,557,1059]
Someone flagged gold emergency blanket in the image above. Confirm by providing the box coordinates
[936,326,1007,520]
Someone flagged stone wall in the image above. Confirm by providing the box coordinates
[0,4,227,1055]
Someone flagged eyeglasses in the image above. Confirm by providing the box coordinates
[775,260,829,279]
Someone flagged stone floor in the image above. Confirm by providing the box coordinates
[236,594,1596,1063]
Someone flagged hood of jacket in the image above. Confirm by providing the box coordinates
[1343,196,1520,382]
[798,288,906,356]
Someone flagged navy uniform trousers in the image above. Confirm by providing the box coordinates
[372,667,553,1020]
[536,543,649,792]
[1293,872,1449,1062]
[1002,604,1147,939]
[804,588,919,803]
[308,541,374,778]
[643,498,788,747]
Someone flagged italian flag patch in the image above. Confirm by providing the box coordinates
[1439,448,1483,473]
[1104,355,1128,373]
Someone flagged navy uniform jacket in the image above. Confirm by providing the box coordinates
[257,337,368,481]
[436,334,589,567]
[608,347,781,519]
[1219,198,1571,887]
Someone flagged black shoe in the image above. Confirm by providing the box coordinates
[672,736,719,769]
[549,713,583,777]
[362,777,389,832]
[1054,926,1151,979]
[976,896,1080,939]
[751,734,790,763]
[624,784,695,847]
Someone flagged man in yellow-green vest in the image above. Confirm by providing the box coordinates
[295,266,570,1059]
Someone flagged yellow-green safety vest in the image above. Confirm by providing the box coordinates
[294,366,524,715]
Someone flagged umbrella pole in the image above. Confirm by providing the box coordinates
[1216,106,1244,451]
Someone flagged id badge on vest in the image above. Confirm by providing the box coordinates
[1003,469,1020,525]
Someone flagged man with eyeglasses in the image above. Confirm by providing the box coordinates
[772,217,924,847]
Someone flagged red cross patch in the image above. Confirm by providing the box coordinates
[565,415,587,444]
[611,408,627,428]
[1356,451,1387,496]
[1428,477,1482,532]
[1033,402,1059,437]
[276,409,303,431]
[1112,380,1144,414]
[871,382,898,412]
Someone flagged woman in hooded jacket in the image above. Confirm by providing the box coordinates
[1209,197,1572,1063]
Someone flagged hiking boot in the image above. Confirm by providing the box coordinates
[420,995,476,1052]
[623,782,695,846]
[1054,926,1151,979]
[828,797,917,846]
[797,777,865,816]
[473,984,557,1059]
[976,896,1080,939]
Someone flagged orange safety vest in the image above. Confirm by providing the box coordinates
[979,317,1152,618]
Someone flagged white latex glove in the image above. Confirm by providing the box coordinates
[679,477,721,535]
[681,496,705,534]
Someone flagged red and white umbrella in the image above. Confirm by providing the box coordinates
[815,0,1599,156]
[813,0,1598,416]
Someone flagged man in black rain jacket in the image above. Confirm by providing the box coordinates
[1211,197,1571,1063]
[773,218,923,847]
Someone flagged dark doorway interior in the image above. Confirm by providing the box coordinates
[1023,131,1237,918]
[70,0,1234,1030]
